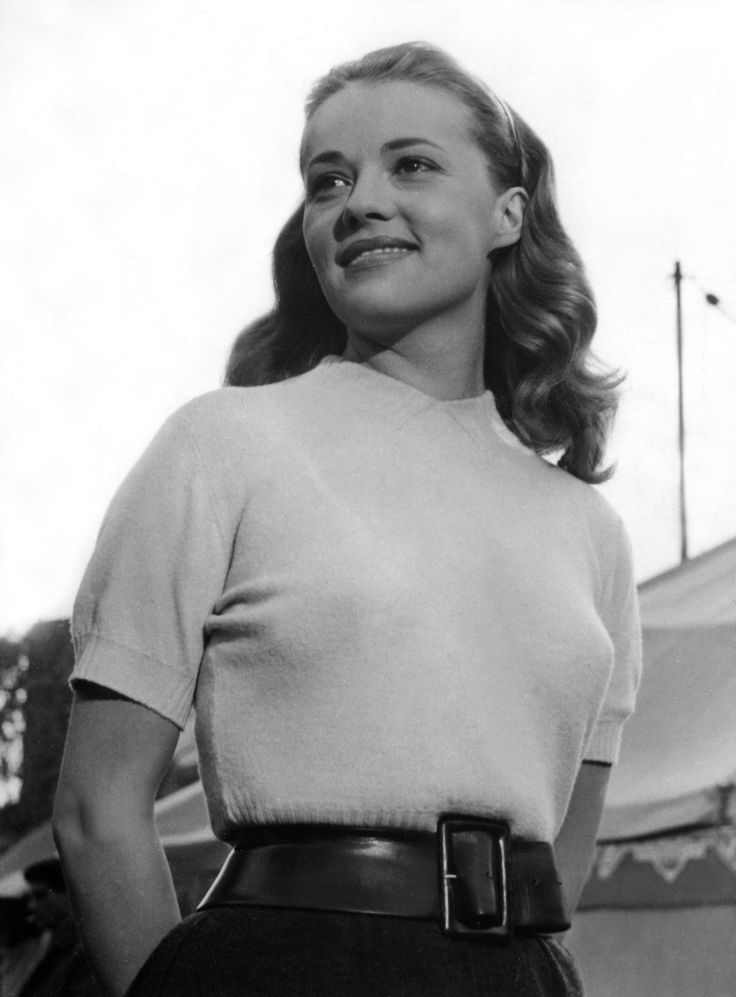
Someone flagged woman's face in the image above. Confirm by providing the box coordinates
[301,81,521,343]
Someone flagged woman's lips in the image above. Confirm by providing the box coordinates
[336,237,418,268]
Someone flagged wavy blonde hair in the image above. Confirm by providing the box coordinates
[226,42,621,483]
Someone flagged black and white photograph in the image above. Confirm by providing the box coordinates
[1,1,735,994]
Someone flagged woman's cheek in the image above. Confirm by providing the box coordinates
[304,226,329,278]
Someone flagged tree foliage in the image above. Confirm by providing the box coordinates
[0,636,27,789]
[18,620,75,827]
[0,620,74,844]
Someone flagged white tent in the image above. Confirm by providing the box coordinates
[567,537,736,997]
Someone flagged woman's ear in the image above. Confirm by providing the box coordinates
[490,187,527,251]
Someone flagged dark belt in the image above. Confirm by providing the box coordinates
[198,815,570,939]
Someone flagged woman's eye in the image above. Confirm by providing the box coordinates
[307,174,350,199]
[395,156,434,175]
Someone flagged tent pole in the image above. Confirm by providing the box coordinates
[674,261,688,563]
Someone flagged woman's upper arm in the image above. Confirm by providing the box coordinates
[54,683,180,834]
[71,403,234,733]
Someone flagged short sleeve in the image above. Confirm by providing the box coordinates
[584,517,643,763]
[71,409,232,729]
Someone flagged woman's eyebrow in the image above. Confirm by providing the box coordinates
[381,137,445,153]
[304,150,347,170]
[302,137,445,172]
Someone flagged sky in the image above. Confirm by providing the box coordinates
[2,0,736,636]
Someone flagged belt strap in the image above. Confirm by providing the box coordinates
[198,820,570,938]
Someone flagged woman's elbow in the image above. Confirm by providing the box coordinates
[53,689,177,873]
[52,773,152,865]
[52,777,106,866]
[52,772,85,848]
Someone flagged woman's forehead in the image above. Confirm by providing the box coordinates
[301,81,475,168]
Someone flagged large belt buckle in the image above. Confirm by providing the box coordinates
[438,815,511,940]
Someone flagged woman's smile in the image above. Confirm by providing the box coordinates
[337,236,418,269]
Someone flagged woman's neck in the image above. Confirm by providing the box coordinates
[342,320,486,402]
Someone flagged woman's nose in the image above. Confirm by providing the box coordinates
[339,171,394,227]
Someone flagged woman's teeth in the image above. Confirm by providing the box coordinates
[350,247,411,264]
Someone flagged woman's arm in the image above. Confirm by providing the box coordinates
[53,683,182,997]
[553,761,611,917]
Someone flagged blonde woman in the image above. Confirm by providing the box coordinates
[54,42,641,997]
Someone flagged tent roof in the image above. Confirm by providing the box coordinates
[638,535,736,627]
[600,537,736,840]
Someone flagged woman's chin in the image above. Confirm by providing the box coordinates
[330,294,444,342]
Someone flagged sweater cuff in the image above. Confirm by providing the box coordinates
[583,719,624,764]
[71,632,194,730]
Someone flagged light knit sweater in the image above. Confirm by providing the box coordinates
[72,357,642,843]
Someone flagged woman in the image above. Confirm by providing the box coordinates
[53,42,642,996]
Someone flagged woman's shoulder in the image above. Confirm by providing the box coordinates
[167,385,255,429]
[527,456,629,545]
[141,371,331,486]
[165,372,320,440]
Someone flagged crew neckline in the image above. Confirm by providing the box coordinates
[318,354,493,409]
[316,354,532,455]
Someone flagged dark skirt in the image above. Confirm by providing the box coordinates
[126,906,584,997]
